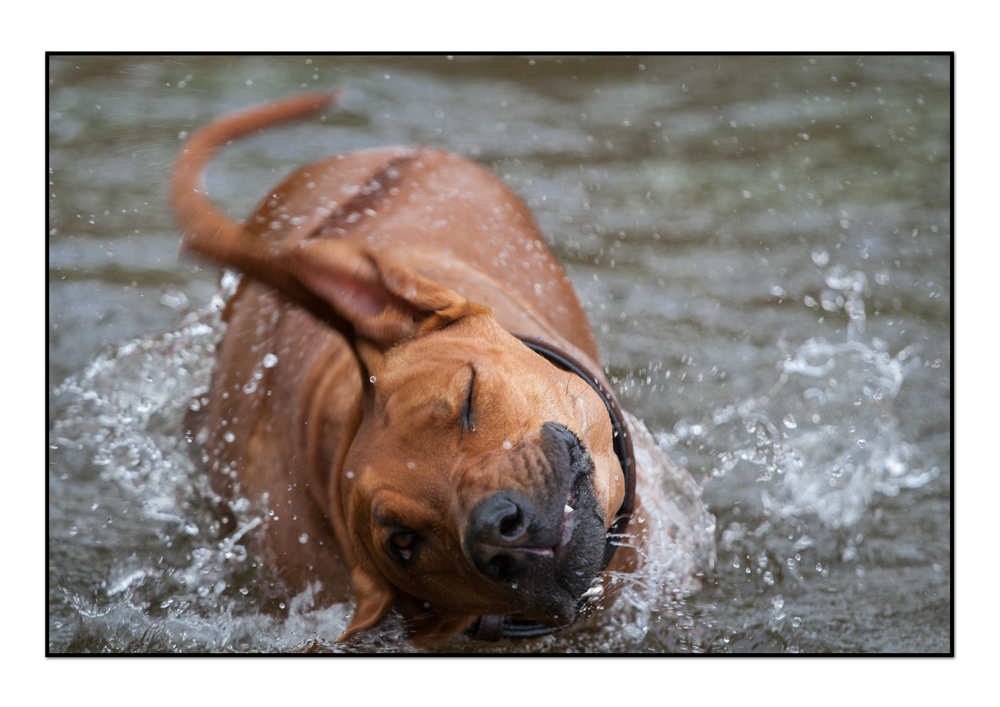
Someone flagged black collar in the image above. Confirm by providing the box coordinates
[467,333,636,642]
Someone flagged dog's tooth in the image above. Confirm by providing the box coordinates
[564,504,574,514]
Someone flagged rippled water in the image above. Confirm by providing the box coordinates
[48,55,951,653]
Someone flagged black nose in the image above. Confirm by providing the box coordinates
[466,494,538,581]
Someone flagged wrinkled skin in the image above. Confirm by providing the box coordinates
[173,93,640,645]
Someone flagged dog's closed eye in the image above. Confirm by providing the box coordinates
[429,364,476,432]
[461,365,476,432]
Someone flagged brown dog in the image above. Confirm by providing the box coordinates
[172,92,700,647]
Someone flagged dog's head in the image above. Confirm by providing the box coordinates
[214,236,626,644]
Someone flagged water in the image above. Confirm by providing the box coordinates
[48,55,951,653]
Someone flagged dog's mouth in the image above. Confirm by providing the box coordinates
[506,472,585,561]
[464,422,607,626]
[518,472,585,557]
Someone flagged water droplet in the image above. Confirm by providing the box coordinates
[783,414,797,430]
[262,353,278,368]
[299,533,309,544]
[811,249,830,266]
[502,440,513,450]
[369,376,377,383]
[223,431,235,443]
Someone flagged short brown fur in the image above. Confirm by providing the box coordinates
[174,92,645,646]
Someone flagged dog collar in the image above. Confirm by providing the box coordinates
[467,333,636,642]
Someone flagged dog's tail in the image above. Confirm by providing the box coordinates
[171,91,339,262]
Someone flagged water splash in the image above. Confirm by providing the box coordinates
[658,262,934,531]
[49,298,375,651]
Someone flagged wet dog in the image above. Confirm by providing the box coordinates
[173,91,694,646]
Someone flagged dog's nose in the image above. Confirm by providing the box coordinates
[466,493,539,580]
[469,493,531,544]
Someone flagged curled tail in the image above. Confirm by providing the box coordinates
[171,90,339,264]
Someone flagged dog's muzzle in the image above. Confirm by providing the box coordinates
[464,422,607,626]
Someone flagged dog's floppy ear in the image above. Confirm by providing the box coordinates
[281,238,486,348]
[335,566,396,643]
[185,229,486,354]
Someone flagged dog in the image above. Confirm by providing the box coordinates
[172,91,707,647]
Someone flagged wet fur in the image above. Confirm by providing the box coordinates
[173,92,644,646]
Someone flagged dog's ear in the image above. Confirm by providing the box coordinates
[186,229,487,353]
[282,238,486,348]
[335,566,396,643]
